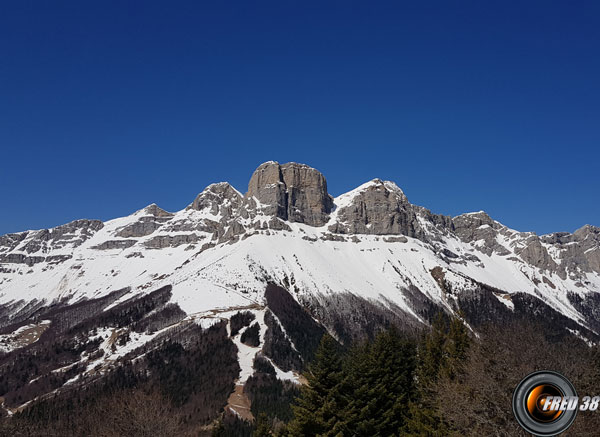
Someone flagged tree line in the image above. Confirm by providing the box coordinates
[229,314,600,437]
[4,311,600,436]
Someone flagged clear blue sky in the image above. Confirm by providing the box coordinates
[1,1,598,236]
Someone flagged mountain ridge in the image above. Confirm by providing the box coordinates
[1,161,598,316]
[0,160,599,420]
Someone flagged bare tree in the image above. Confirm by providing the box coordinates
[89,389,187,437]
[435,321,600,437]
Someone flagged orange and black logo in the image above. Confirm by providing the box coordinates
[513,371,578,436]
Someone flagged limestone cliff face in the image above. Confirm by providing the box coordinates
[328,180,424,236]
[452,214,600,279]
[516,238,560,273]
[0,219,103,265]
[246,162,333,227]
[1,160,597,285]
[542,225,600,275]
[116,205,173,238]
[246,162,288,220]
[452,212,511,256]
[189,182,243,219]
[573,225,600,273]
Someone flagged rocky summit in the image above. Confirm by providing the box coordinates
[0,161,599,418]
[246,161,334,226]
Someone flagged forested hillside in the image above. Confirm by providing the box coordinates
[4,313,600,436]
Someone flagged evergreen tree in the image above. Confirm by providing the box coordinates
[286,334,345,436]
[403,312,470,436]
[342,329,416,436]
[416,313,447,390]
[253,412,272,436]
[441,311,470,380]
[211,417,226,436]
[402,401,449,436]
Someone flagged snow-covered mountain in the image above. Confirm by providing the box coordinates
[0,161,599,414]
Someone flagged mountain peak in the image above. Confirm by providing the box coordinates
[246,161,333,226]
[137,203,173,218]
[455,210,493,221]
[189,182,243,216]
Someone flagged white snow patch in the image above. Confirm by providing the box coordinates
[0,320,51,353]
[495,294,515,311]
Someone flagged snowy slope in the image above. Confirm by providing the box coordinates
[1,162,600,415]
[1,163,599,341]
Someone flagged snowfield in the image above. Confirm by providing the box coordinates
[1,179,600,347]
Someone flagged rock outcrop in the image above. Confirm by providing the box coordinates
[542,225,600,275]
[1,160,600,362]
[1,160,598,289]
[150,183,245,243]
[328,179,426,237]
[91,240,137,250]
[246,162,333,227]
[452,212,512,256]
[516,237,559,273]
[116,204,173,238]
[189,183,243,219]
[144,234,201,249]
[573,225,600,273]
[452,213,600,280]
[0,219,104,256]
